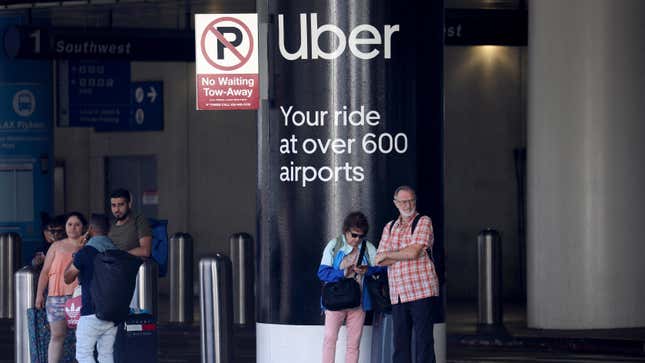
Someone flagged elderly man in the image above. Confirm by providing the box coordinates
[375,185,439,363]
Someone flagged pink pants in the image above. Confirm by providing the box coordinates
[322,308,366,363]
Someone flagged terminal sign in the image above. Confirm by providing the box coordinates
[195,14,259,110]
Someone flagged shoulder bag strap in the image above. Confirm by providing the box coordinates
[357,240,367,266]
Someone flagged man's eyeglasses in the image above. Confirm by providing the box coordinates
[47,228,65,235]
[394,198,416,206]
[350,232,365,239]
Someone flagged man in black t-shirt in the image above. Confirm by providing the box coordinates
[65,214,118,363]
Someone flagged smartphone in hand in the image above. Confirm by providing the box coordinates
[354,265,368,274]
[81,231,90,245]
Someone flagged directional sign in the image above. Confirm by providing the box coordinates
[57,59,163,131]
[57,59,130,128]
[94,81,163,132]
[129,81,163,130]
[195,13,259,111]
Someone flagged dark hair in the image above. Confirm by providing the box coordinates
[40,212,51,228]
[49,215,68,228]
[89,213,110,234]
[342,211,369,235]
[65,211,88,227]
[110,188,131,203]
[41,213,66,230]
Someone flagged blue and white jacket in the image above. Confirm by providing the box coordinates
[317,235,386,311]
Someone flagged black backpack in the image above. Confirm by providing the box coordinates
[91,249,142,323]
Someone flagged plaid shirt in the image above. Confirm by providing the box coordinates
[376,213,439,304]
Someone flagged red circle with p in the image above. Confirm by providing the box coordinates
[200,17,254,71]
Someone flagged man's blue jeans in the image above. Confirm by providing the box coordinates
[392,297,436,363]
[75,314,117,363]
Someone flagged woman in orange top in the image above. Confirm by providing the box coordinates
[35,212,87,363]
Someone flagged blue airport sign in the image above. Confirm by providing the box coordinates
[57,59,131,128]
[1,15,54,265]
[129,81,163,131]
[95,81,163,132]
[0,84,51,155]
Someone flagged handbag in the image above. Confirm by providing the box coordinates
[365,270,391,313]
[321,240,366,311]
[64,286,82,329]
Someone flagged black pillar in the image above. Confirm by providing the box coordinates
[257,0,444,359]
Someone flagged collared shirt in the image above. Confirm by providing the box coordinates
[376,212,439,304]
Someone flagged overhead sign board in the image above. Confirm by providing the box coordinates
[3,25,194,61]
[195,14,259,110]
[57,59,130,128]
[95,81,164,132]
[57,60,163,131]
[444,9,527,46]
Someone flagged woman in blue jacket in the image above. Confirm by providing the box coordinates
[318,211,384,363]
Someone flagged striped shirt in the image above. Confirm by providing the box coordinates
[376,213,439,304]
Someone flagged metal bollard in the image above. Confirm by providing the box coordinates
[199,255,233,363]
[169,233,194,323]
[229,233,254,326]
[135,258,159,319]
[477,229,506,336]
[1,232,21,318]
[14,265,37,363]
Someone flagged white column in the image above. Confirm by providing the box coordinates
[527,0,645,329]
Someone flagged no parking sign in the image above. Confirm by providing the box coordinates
[195,14,259,110]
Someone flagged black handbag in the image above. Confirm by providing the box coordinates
[321,240,366,311]
[365,270,391,313]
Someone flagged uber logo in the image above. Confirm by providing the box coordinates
[278,13,400,60]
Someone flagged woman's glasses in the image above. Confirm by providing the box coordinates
[350,232,365,239]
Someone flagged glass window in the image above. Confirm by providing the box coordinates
[0,165,34,222]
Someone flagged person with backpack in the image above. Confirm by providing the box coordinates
[64,214,140,363]
[317,211,383,363]
[375,185,439,363]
